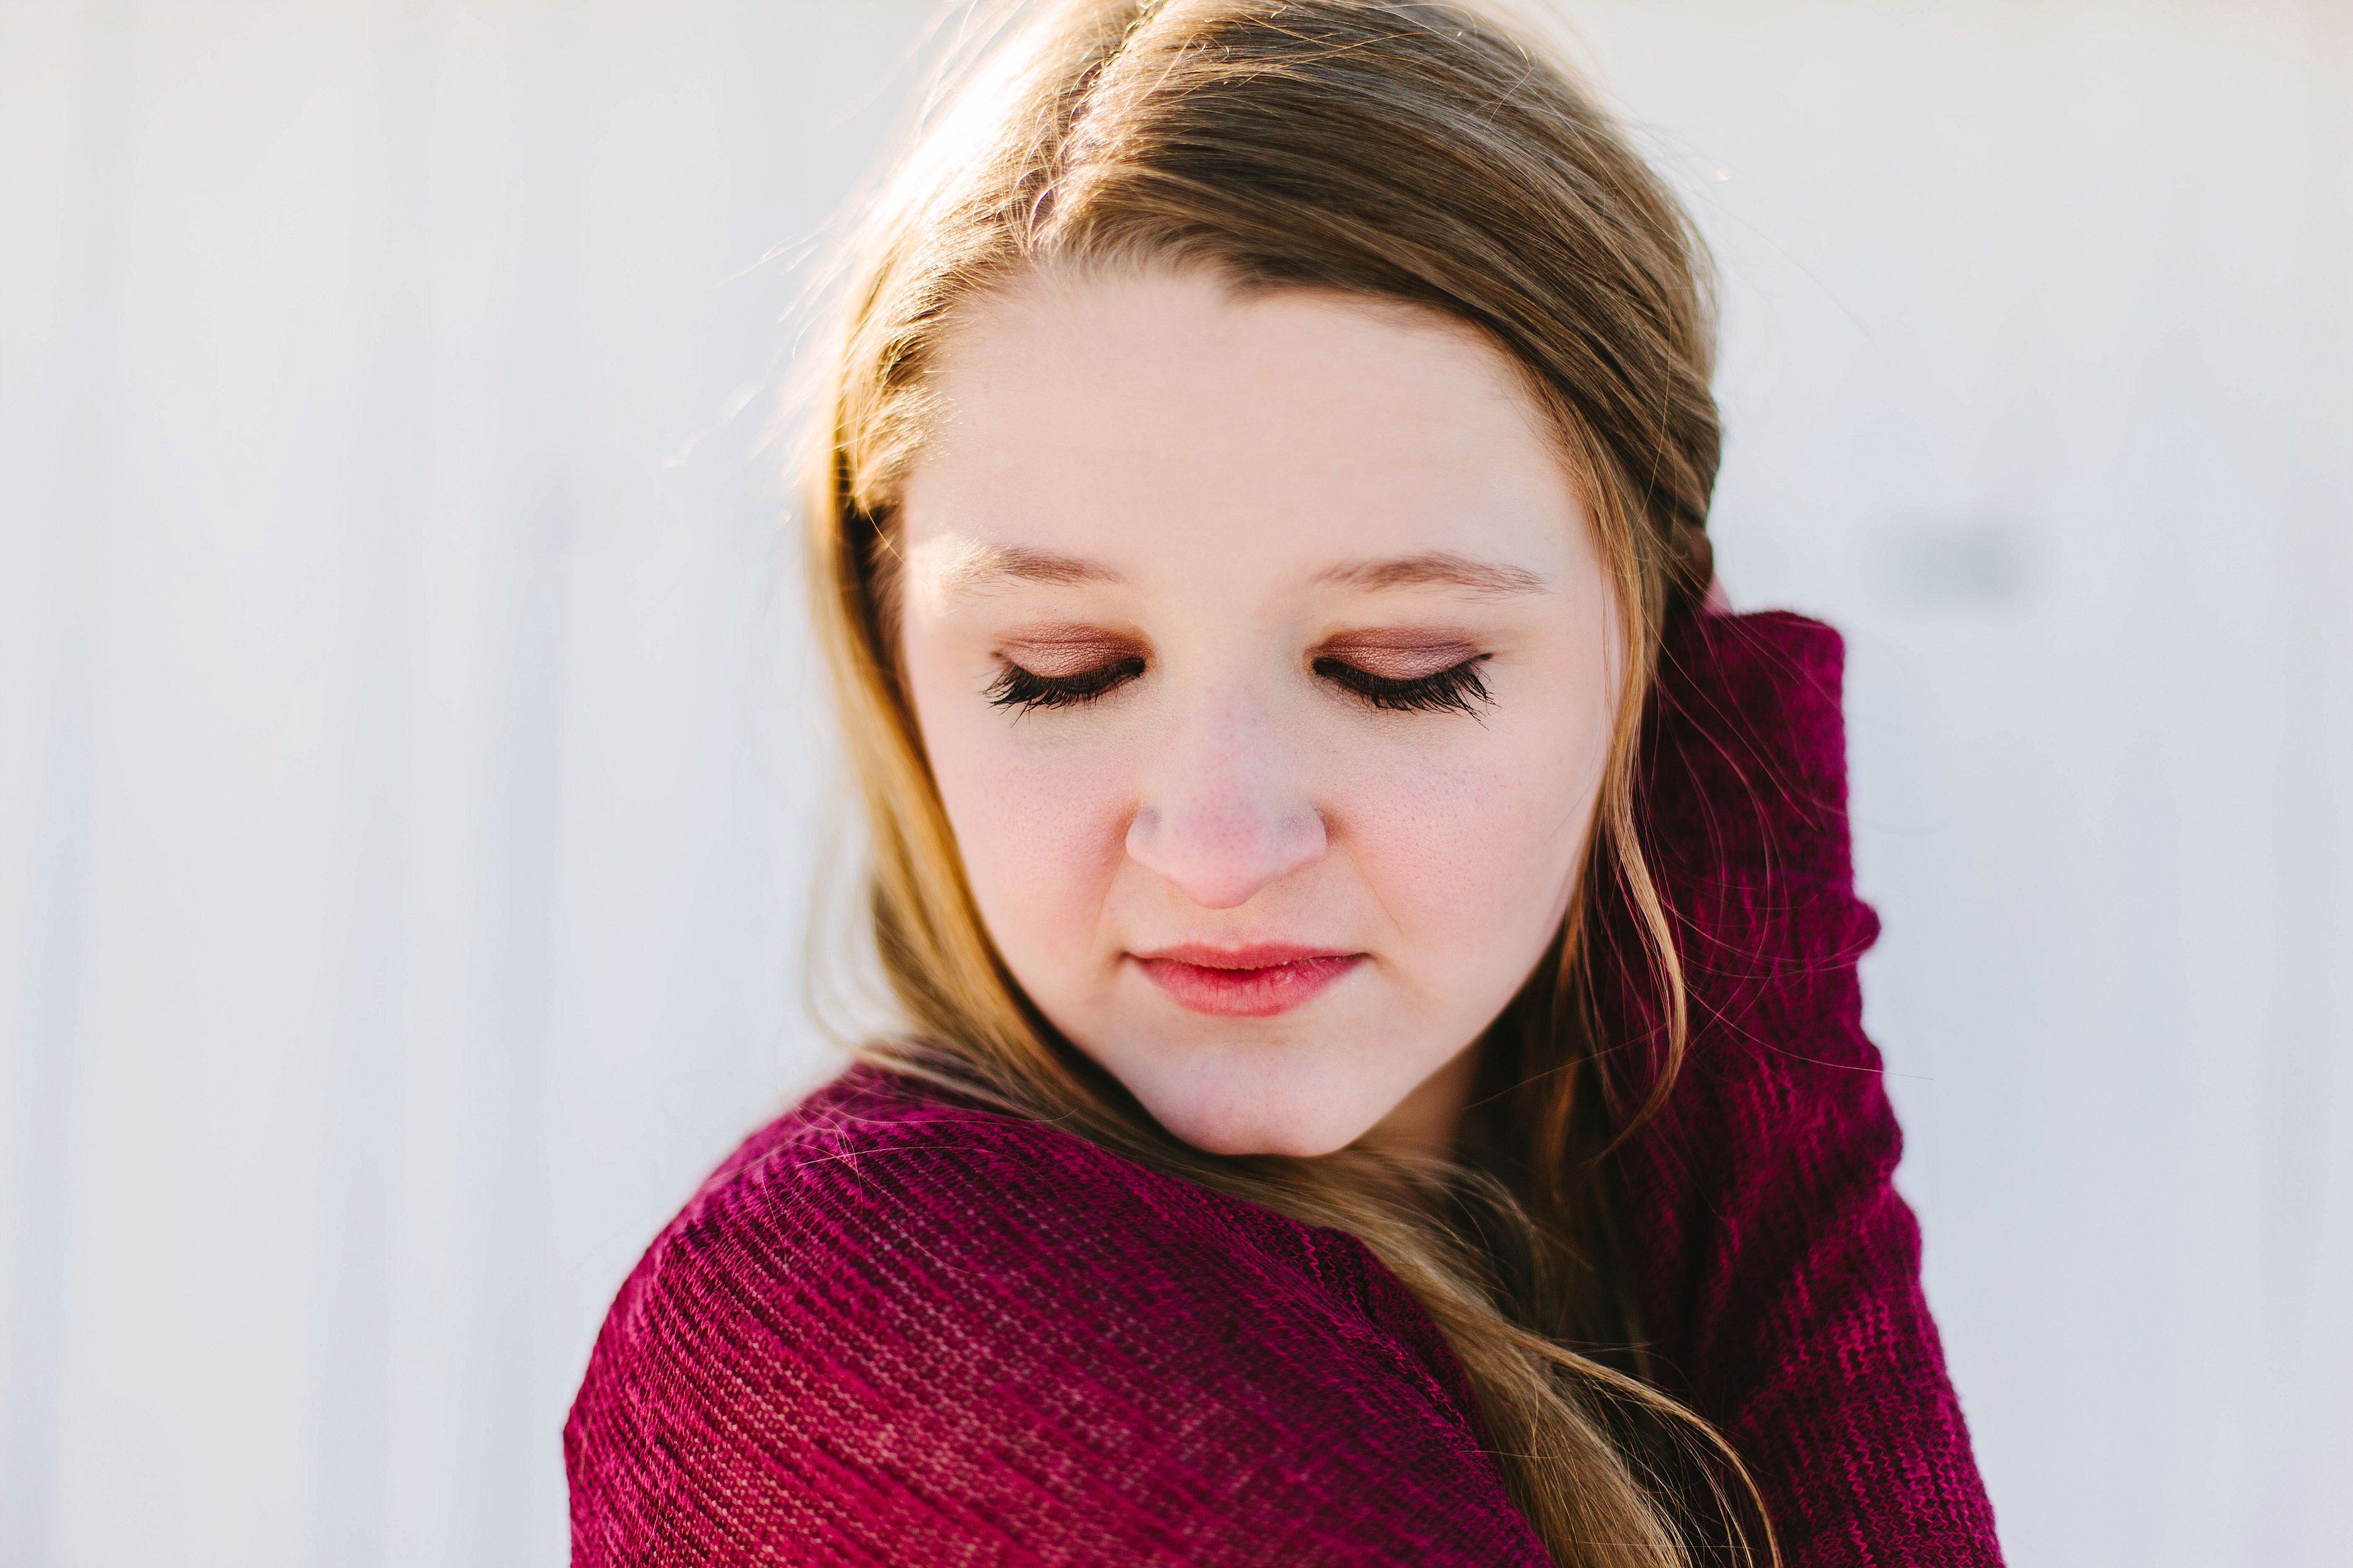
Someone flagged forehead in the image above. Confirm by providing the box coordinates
[896,267,1589,587]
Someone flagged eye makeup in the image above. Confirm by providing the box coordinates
[1310,628,1495,717]
[982,624,1499,718]
[1312,651,1494,716]
[983,626,1148,710]
[986,655,1148,710]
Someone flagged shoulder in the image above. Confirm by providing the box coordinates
[566,1065,1546,1565]
[635,1065,1320,1316]
[582,1068,1186,1386]
[590,1064,1445,1389]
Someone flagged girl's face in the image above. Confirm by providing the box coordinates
[898,268,1621,1159]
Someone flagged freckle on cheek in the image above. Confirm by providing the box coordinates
[1353,766,1576,921]
[959,761,1130,930]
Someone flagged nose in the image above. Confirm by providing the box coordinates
[1123,688,1328,910]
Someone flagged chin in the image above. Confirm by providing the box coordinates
[1142,1083,1376,1159]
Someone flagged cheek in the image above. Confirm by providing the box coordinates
[1341,708,1611,991]
[906,670,1132,973]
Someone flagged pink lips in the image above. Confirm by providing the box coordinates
[1130,943,1365,1018]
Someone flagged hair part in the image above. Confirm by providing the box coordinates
[803,4,1763,1563]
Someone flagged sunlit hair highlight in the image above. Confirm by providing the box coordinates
[803,3,1761,1564]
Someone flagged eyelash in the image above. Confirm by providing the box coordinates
[985,655,1148,711]
[984,653,1494,717]
[1313,653,1494,717]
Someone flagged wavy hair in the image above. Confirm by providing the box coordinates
[801,3,1762,1563]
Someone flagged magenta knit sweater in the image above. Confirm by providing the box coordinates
[565,610,2003,1566]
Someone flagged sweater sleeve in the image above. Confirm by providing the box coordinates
[565,1079,1551,1568]
[1603,610,2003,1568]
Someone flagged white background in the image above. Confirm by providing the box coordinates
[2,2,2347,1564]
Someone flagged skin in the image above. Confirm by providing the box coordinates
[897,266,1622,1159]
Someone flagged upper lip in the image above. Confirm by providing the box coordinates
[1129,943,1361,970]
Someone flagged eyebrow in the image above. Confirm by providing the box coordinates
[922,542,1544,599]
[927,542,1125,595]
[1312,552,1547,597]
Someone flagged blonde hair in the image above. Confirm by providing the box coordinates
[803,3,1762,1563]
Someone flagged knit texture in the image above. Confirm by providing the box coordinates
[566,608,2003,1567]
[1604,610,2002,1567]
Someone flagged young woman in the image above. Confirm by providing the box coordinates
[568,3,2003,1565]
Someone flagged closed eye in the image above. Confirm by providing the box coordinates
[1314,653,1494,717]
[986,655,1147,712]
[984,651,1493,717]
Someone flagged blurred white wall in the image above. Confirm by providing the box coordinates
[1,3,2346,1565]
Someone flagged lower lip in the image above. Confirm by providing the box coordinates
[1133,954,1364,1018]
